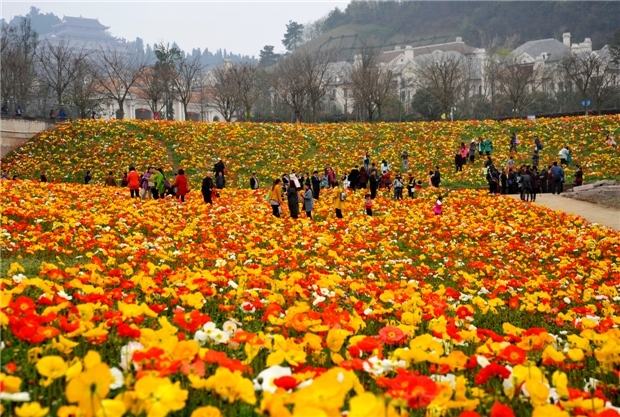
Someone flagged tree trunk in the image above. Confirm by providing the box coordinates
[183,102,189,121]
[117,99,125,119]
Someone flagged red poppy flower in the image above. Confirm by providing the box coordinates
[273,376,299,390]
[499,345,526,365]
[475,363,511,385]
[490,402,515,417]
[356,336,380,353]
[378,326,408,345]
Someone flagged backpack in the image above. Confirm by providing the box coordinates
[340,192,347,202]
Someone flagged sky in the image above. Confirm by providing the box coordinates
[1,1,349,57]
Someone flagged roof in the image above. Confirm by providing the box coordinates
[512,38,569,62]
[410,41,478,56]
[54,16,110,30]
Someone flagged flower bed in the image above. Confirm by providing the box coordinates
[2,116,619,188]
[1,180,619,416]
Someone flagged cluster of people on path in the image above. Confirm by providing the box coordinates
[452,132,587,197]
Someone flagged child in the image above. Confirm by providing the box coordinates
[433,196,443,215]
[365,194,373,216]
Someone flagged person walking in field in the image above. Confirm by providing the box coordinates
[268,178,284,217]
[550,162,564,194]
[215,172,226,189]
[369,169,379,199]
[558,146,570,166]
[174,169,188,202]
[104,171,117,187]
[509,132,518,153]
[455,152,463,172]
[287,182,300,219]
[311,171,321,200]
[303,184,314,219]
[363,152,370,173]
[469,139,477,164]
[201,172,214,204]
[250,173,259,190]
[365,194,373,216]
[127,167,140,198]
[433,196,443,215]
[332,181,344,219]
[402,150,409,172]
[359,166,368,189]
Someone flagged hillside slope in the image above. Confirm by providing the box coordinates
[310,1,620,52]
[2,116,619,188]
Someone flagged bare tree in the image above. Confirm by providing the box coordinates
[413,51,473,119]
[558,51,606,116]
[37,38,90,106]
[586,51,616,114]
[229,61,261,121]
[93,46,149,119]
[209,61,240,122]
[0,19,39,113]
[138,67,167,117]
[297,46,339,122]
[490,54,542,115]
[347,44,395,122]
[66,57,105,118]
[273,52,308,122]
[173,53,204,120]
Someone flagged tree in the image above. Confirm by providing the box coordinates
[296,46,339,122]
[411,88,443,120]
[0,18,39,113]
[558,51,606,116]
[66,57,104,118]
[37,38,90,106]
[173,53,204,121]
[209,61,240,122]
[259,45,279,68]
[586,51,615,114]
[608,28,620,65]
[273,52,308,122]
[282,21,304,52]
[229,61,261,121]
[93,46,149,119]
[413,51,472,119]
[347,44,395,122]
[143,43,181,119]
[489,54,542,116]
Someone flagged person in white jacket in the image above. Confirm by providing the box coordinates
[558,146,570,165]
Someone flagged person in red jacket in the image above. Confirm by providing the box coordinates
[174,168,189,202]
[127,166,141,198]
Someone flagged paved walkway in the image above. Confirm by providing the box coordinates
[507,194,620,231]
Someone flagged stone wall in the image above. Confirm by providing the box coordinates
[0,118,54,158]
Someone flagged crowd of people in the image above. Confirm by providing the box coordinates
[4,130,616,220]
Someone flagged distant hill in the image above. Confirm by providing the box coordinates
[307,1,620,54]
[3,6,255,64]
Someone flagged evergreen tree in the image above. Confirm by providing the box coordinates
[282,21,304,52]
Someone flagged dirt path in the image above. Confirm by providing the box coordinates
[507,194,620,231]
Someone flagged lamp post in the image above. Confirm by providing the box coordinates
[450,106,457,122]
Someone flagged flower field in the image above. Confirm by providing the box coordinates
[1,116,620,416]
[1,175,620,416]
[2,115,619,187]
